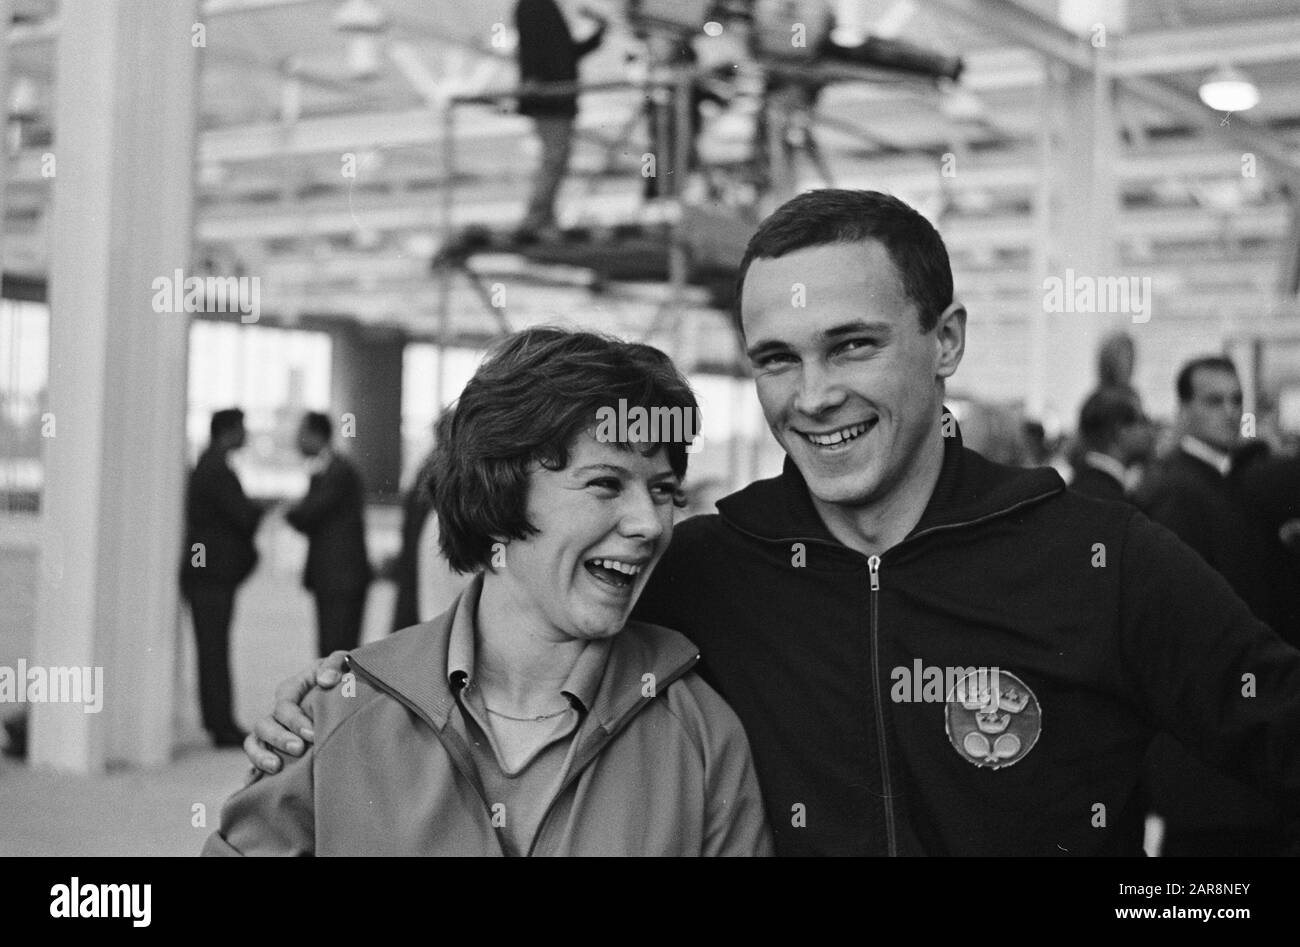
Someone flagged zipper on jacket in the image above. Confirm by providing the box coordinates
[345,660,509,857]
[524,656,698,857]
[867,554,898,857]
[721,486,1060,858]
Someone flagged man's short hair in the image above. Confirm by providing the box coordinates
[301,411,332,442]
[210,408,244,442]
[1176,355,1238,404]
[732,188,954,335]
[432,327,699,574]
[1078,388,1141,452]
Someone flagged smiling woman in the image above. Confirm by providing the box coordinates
[203,327,772,857]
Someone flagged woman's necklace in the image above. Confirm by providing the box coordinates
[483,704,570,723]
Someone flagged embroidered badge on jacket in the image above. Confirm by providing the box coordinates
[944,669,1041,769]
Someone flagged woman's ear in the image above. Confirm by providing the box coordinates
[934,301,967,380]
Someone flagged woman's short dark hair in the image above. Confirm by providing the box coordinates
[733,188,953,335]
[431,327,700,574]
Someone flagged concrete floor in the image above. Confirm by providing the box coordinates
[0,516,399,857]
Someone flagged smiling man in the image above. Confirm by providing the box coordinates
[739,237,962,555]
[247,189,1300,856]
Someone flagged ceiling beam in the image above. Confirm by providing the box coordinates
[195,96,645,163]
[202,0,328,15]
[195,186,1289,243]
[928,0,1300,183]
[1111,15,1300,76]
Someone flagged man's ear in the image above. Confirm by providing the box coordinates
[934,301,966,380]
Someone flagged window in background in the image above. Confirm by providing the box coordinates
[400,343,486,488]
[187,320,332,498]
[0,299,49,514]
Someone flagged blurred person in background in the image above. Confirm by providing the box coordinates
[1078,331,1156,489]
[1096,331,1138,397]
[1,713,25,758]
[385,446,435,633]
[181,408,266,748]
[1239,451,1300,649]
[513,0,609,242]
[1136,356,1282,628]
[387,411,470,632]
[1135,355,1286,856]
[287,412,372,657]
[1069,388,1149,503]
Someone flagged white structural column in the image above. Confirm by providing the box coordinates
[1029,47,1122,424]
[33,0,199,770]
[0,0,12,271]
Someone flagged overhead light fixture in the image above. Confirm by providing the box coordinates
[8,76,39,121]
[402,233,439,258]
[333,0,387,34]
[197,162,226,188]
[335,0,387,80]
[1198,64,1260,112]
[346,35,383,80]
[938,84,984,122]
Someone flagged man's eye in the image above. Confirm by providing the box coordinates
[589,478,620,492]
[756,352,795,369]
[838,338,878,355]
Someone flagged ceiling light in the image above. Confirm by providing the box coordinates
[1199,65,1260,112]
[346,35,384,80]
[333,0,387,34]
[352,228,382,250]
[403,233,439,258]
[938,84,984,122]
[8,76,39,121]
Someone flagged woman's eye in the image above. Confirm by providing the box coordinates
[651,483,679,503]
[589,478,620,493]
[756,352,795,369]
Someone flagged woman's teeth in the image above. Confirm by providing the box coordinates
[591,559,641,576]
[584,559,643,588]
[804,421,870,447]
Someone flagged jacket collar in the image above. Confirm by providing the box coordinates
[346,572,700,733]
[1080,451,1129,488]
[445,575,610,713]
[305,447,334,478]
[1179,436,1232,478]
[716,410,1065,550]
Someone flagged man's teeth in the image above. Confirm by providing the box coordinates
[805,422,870,446]
[590,559,642,576]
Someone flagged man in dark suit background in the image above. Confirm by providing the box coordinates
[1134,355,1284,855]
[1238,451,1300,649]
[388,447,436,633]
[181,408,264,748]
[1069,387,1148,503]
[286,412,372,657]
[1136,356,1281,624]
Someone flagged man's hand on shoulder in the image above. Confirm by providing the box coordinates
[243,651,349,774]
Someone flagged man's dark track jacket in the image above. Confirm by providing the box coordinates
[632,427,1300,856]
